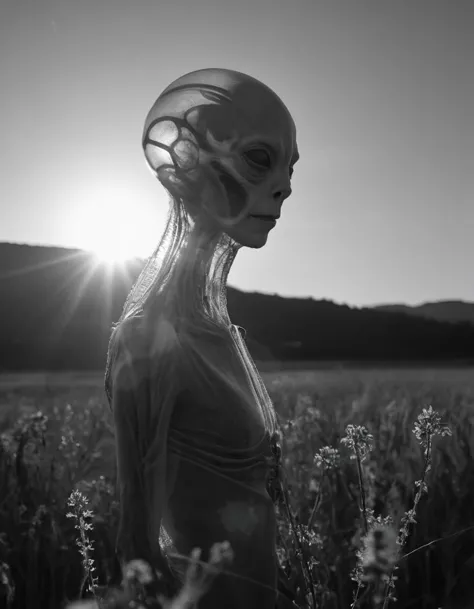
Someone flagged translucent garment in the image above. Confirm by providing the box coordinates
[107,314,296,608]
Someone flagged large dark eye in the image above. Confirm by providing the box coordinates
[243,148,272,169]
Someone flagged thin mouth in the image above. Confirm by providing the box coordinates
[249,215,277,228]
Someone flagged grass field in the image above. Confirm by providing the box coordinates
[0,365,473,609]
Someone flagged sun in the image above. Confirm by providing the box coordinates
[69,187,157,265]
[89,242,137,264]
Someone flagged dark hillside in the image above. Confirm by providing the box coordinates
[1,243,473,371]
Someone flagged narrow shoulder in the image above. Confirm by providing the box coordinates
[113,314,149,361]
[110,313,187,404]
[113,313,182,378]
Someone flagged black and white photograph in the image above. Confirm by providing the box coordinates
[0,1,473,608]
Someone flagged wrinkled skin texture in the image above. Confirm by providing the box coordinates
[143,68,299,248]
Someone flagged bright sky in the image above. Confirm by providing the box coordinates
[1,0,473,307]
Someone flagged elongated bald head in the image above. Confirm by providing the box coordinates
[143,68,299,248]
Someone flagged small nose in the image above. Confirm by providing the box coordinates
[273,185,292,202]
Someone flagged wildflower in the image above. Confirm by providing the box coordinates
[276,546,288,568]
[394,406,452,550]
[159,542,234,609]
[14,410,49,438]
[341,425,374,462]
[413,405,452,455]
[66,490,98,596]
[313,446,340,472]
[208,540,234,568]
[361,524,398,607]
[0,562,15,607]
[297,525,323,559]
[380,406,452,608]
[361,524,398,581]
[123,559,154,585]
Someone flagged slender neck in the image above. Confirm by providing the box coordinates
[177,224,241,330]
[105,203,242,404]
[121,200,242,336]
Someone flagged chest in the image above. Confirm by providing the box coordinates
[170,331,267,450]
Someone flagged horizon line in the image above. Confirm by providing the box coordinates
[0,239,472,309]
